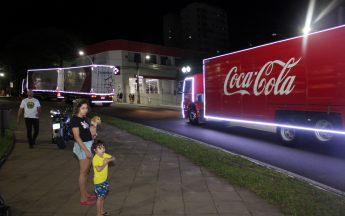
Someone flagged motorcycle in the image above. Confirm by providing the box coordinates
[50,107,74,149]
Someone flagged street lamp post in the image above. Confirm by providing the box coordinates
[79,51,94,64]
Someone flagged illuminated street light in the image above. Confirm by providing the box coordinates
[182,66,191,73]
[186,66,191,72]
[303,27,311,34]
[79,51,94,64]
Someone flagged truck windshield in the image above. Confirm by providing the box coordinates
[184,80,192,93]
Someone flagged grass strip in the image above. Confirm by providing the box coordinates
[0,118,16,158]
[42,102,345,216]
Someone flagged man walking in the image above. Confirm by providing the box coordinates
[17,89,42,148]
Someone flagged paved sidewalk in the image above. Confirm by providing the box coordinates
[0,104,285,216]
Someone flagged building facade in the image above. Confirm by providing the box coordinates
[163,2,229,54]
[64,40,197,105]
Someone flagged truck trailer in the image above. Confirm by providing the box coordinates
[182,25,345,147]
[25,68,63,100]
[24,65,119,106]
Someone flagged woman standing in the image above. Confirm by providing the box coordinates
[70,98,96,205]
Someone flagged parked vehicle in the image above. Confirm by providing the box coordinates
[181,25,345,147]
[22,65,119,106]
[50,107,74,149]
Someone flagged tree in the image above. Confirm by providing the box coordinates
[0,28,83,91]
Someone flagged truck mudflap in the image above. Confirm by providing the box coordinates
[197,108,206,123]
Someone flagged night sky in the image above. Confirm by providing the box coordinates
[1,0,343,52]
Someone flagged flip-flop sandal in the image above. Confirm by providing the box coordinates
[88,194,97,199]
[79,200,96,205]
[102,212,110,216]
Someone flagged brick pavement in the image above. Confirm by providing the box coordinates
[0,103,285,216]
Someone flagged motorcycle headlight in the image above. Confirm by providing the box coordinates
[50,109,60,118]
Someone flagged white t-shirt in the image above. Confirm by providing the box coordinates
[20,98,41,118]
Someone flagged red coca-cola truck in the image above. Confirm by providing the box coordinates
[182,25,345,147]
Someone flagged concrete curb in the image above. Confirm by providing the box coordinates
[0,131,15,169]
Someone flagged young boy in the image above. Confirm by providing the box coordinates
[91,140,115,216]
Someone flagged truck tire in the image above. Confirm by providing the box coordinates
[312,114,339,148]
[276,115,306,147]
[56,137,67,149]
[189,108,199,125]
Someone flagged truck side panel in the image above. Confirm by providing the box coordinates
[28,70,58,91]
[91,66,115,93]
[204,25,345,123]
[238,47,267,120]
[306,31,345,106]
[64,67,92,92]
[204,59,223,117]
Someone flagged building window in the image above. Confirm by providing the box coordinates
[145,54,157,64]
[128,52,141,63]
[161,56,172,66]
[146,79,159,94]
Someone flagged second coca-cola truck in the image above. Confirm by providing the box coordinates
[182,25,345,147]
[24,65,119,106]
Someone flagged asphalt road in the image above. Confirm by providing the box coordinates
[4,97,345,193]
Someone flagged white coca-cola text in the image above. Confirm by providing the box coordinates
[223,57,302,96]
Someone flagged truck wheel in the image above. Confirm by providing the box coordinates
[56,137,67,149]
[276,115,306,147]
[312,114,339,148]
[189,108,199,125]
[102,103,111,107]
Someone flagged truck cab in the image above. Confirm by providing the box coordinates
[181,74,205,124]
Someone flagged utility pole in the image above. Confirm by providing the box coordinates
[136,60,140,104]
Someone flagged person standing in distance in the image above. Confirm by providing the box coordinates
[70,98,96,205]
[17,89,42,149]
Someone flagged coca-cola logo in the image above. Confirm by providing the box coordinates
[223,57,302,96]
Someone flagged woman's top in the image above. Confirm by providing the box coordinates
[70,116,93,142]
